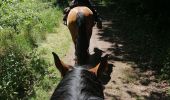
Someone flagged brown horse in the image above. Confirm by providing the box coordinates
[67,6,95,65]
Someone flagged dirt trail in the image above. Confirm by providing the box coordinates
[63,5,170,100]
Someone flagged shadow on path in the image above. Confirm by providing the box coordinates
[94,2,170,100]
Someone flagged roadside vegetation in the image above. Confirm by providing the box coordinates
[0,0,71,99]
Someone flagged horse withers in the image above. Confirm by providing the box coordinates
[67,6,95,65]
[50,52,113,100]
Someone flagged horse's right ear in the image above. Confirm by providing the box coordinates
[52,52,72,77]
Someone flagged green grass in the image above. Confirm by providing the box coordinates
[30,23,72,100]
[0,0,71,99]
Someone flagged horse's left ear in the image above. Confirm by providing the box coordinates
[89,54,109,75]
[98,54,110,75]
[52,52,72,77]
[89,54,113,84]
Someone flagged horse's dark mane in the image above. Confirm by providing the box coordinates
[76,12,89,65]
[51,67,104,100]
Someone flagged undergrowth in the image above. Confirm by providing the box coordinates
[0,0,71,99]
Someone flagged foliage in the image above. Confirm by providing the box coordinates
[0,45,31,99]
[161,51,170,80]
[0,45,48,99]
[100,0,114,6]
[0,0,62,44]
[0,0,65,99]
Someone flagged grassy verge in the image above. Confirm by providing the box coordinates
[0,0,71,99]
[30,23,71,100]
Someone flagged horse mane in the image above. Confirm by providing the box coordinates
[76,12,89,65]
[50,67,104,100]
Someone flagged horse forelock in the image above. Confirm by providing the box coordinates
[50,67,104,100]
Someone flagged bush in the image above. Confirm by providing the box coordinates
[0,45,34,99]
[0,45,49,99]
[0,0,62,46]
[0,0,63,99]
[161,50,170,80]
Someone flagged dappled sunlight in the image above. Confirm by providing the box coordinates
[90,1,170,100]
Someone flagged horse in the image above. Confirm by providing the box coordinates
[67,6,95,65]
[50,52,113,100]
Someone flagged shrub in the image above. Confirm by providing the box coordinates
[0,45,35,99]
[161,50,170,80]
[0,0,63,99]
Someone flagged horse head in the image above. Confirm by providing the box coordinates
[51,52,113,100]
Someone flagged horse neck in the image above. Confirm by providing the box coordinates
[51,68,104,100]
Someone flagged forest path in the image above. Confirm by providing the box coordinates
[63,3,170,100]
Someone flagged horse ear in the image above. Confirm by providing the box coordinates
[89,63,100,75]
[52,52,72,77]
[97,54,109,74]
[89,54,109,75]
[97,54,113,84]
[89,54,113,84]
